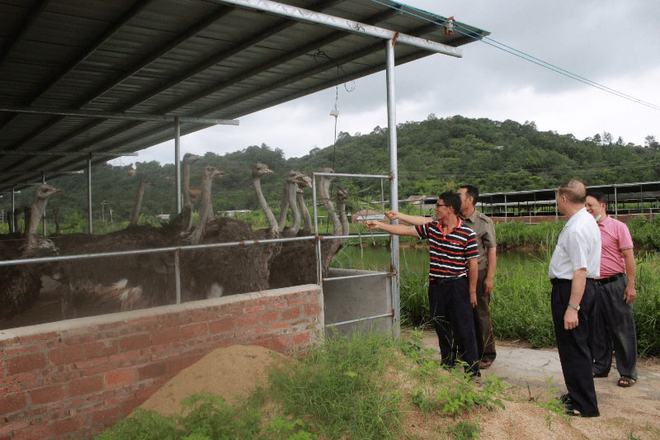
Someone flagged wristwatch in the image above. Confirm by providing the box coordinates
[567,303,580,311]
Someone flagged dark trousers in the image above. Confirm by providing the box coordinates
[473,269,496,361]
[429,277,480,377]
[591,276,638,379]
[551,279,599,416]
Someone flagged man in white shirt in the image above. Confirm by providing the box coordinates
[549,180,601,417]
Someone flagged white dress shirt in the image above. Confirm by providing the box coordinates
[549,207,601,280]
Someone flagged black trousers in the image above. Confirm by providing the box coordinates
[591,275,638,379]
[551,278,599,416]
[429,277,480,377]
[473,269,496,362]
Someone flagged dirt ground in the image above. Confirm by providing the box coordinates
[138,337,660,439]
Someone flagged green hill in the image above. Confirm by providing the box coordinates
[4,116,659,224]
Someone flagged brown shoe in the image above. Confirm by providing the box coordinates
[479,359,493,369]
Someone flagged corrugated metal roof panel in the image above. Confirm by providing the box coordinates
[0,0,488,190]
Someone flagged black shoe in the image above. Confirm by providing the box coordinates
[559,393,572,405]
[564,401,600,417]
[593,371,609,378]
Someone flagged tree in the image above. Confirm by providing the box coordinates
[645,135,659,150]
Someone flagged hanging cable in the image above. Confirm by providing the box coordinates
[369,0,660,111]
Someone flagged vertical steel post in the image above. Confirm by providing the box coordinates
[504,194,508,222]
[312,174,322,285]
[614,186,618,218]
[87,154,93,234]
[174,249,182,304]
[41,172,47,235]
[175,116,182,214]
[386,39,400,339]
[10,187,15,233]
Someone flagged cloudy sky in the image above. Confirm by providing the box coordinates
[116,0,660,166]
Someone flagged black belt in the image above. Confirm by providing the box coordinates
[550,278,598,285]
[598,274,625,284]
[429,277,463,285]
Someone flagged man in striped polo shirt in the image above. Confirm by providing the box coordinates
[365,191,481,377]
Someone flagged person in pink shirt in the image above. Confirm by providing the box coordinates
[585,190,638,387]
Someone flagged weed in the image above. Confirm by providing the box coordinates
[448,421,481,440]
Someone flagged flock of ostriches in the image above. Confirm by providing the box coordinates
[0,155,350,323]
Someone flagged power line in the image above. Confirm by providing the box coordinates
[369,0,660,111]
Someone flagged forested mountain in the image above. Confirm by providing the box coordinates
[4,116,659,223]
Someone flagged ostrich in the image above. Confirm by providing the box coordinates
[186,166,224,245]
[297,174,314,236]
[180,164,280,299]
[0,184,60,320]
[336,185,350,236]
[181,153,201,233]
[268,169,345,288]
[128,176,149,226]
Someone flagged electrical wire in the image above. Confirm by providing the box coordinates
[369,0,660,111]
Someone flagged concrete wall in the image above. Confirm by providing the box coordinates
[0,285,323,440]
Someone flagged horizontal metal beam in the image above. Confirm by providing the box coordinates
[0,150,138,157]
[0,107,239,125]
[212,0,461,57]
[324,312,394,328]
[313,172,389,179]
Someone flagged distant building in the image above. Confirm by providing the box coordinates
[156,213,170,222]
[220,209,252,217]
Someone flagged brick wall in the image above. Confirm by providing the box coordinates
[0,285,323,439]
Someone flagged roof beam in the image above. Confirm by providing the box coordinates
[0,106,239,125]
[0,0,154,132]
[0,0,344,175]
[211,0,461,56]
[0,0,50,67]
[19,24,439,179]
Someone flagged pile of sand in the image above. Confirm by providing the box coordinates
[139,345,289,417]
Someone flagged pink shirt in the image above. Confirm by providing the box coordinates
[597,216,633,277]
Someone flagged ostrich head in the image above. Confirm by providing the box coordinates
[252,162,273,178]
[203,166,224,180]
[36,184,61,200]
[183,153,201,164]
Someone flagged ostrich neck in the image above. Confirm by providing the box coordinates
[319,178,341,234]
[253,177,279,235]
[129,179,147,225]
[26,198,47,249]
[298,192,313,234]
[287,183,301,235]
[337,199,349,236]
[277,183,289,231]
[182,162,192,207]
[189,174,215,244]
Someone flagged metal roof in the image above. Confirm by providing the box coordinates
[0,0,488,192]
[479,181,660,204]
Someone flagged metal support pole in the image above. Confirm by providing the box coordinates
[175,116,182,214]
[311,175,322,286]
[174,249,182,304]
[504,194,508,222]
[10,187,15,233]
[614,186,618,219]
[87,154,93,234]
[386,39,400,339]
[41,172,47,236]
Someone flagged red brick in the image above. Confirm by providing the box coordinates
[304,303,321,316]
[16,332,58,345]
[84,340,118,359]
[6,353,47,375]
[30,384,65,405]
[165,354,204,375]
[118,334,151,351]
[0,392,26,415]
[150,326,183,345]
[104,369,137,389]
[180,322,208,339]
[9,423,51,440]
[51,416,83,436]
[90,406,123,429]
[68,375,103,397]
[138,362,166,380]
[208,318,235,334]
[293,332,312,346]
[281,307,301,320]
[48,344,87,365]
[0,418,29,436]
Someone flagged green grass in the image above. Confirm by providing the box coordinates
[333,244,660,355]
[97,333,511,440]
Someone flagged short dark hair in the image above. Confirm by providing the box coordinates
[459,184,479,204]
[586,189,607,204]
[438,191,461,215]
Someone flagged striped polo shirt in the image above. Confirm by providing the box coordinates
[415,219,479,279]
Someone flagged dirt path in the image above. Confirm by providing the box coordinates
[423,331,660,439]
